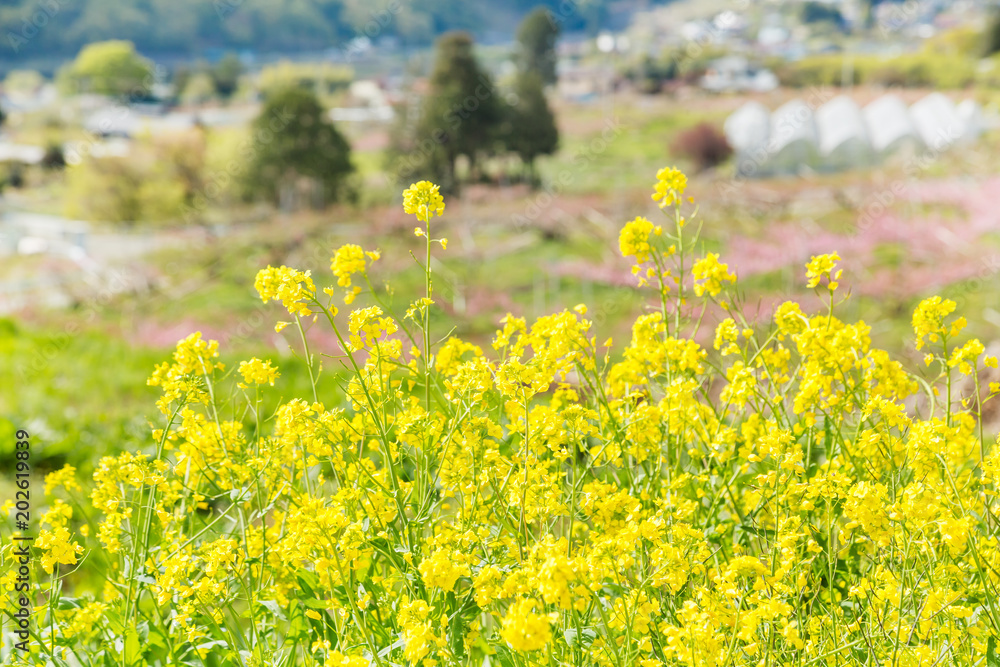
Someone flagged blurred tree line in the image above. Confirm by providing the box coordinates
[45,5,568,224]
[0,0,622,61]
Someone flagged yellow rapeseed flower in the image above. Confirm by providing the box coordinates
[619,216,660,264]
[330,244,379,304]
[254,265,315,317]
[500,599,553,652]
[402,180,445,223]
[651,166,687,208]
[692,253,736,297]
[805,252,842,290]
[238,358,279,387]
[912,295,960,350]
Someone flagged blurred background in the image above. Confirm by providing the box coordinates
[1,0,999,469]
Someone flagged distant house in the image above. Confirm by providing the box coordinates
[82,104,256,139]
[712,10,748,38]
[0,211,89,259]
[83,107,140,137]
[0,143,44,165]
[327,80,394,122]
[1,83,58,113]
[557,63,616,100]
[700,56,778,93]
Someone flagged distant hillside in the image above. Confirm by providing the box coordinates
[0,0,630,63]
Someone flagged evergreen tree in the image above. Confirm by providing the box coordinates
[506,71,558,184]
[984,9,1000,57]
[515,7,559,85]
[211,53,244,99]
[413,31,502,192]
[243,87,354,208]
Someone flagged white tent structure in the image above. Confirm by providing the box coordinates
[723,92,992,178]
[765,99,819,174]
[863,94,922,155]
[815,95,873,170]
[956,99,984,143]
[909,93,964,150]
[724,101,771,176]
[724,101,770,153]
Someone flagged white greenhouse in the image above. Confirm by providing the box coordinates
[815,95,874,170]
[723,93,992,177]
[909,93,964,150]
[725,101,770,153]
[724,101,771,177]
[863,95,922,155]
[957,99,984,143]
[765,99,819,175]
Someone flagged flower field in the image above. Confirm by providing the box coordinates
[4,169,1000,666]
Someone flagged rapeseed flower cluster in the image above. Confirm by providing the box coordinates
[330,243,380,304]
[5,167,1000,667]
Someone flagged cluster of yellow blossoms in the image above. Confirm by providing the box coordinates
[4,170,1000,667]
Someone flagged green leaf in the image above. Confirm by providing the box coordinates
[564,628,596,649]
[302,597,328,610]
[296,569,319,593]
[259,599,287,620]
[988,636,999,667]
[146,630,166,650]
[124,625,142,665]
[106,609,124,635]
[739,522,776,538]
